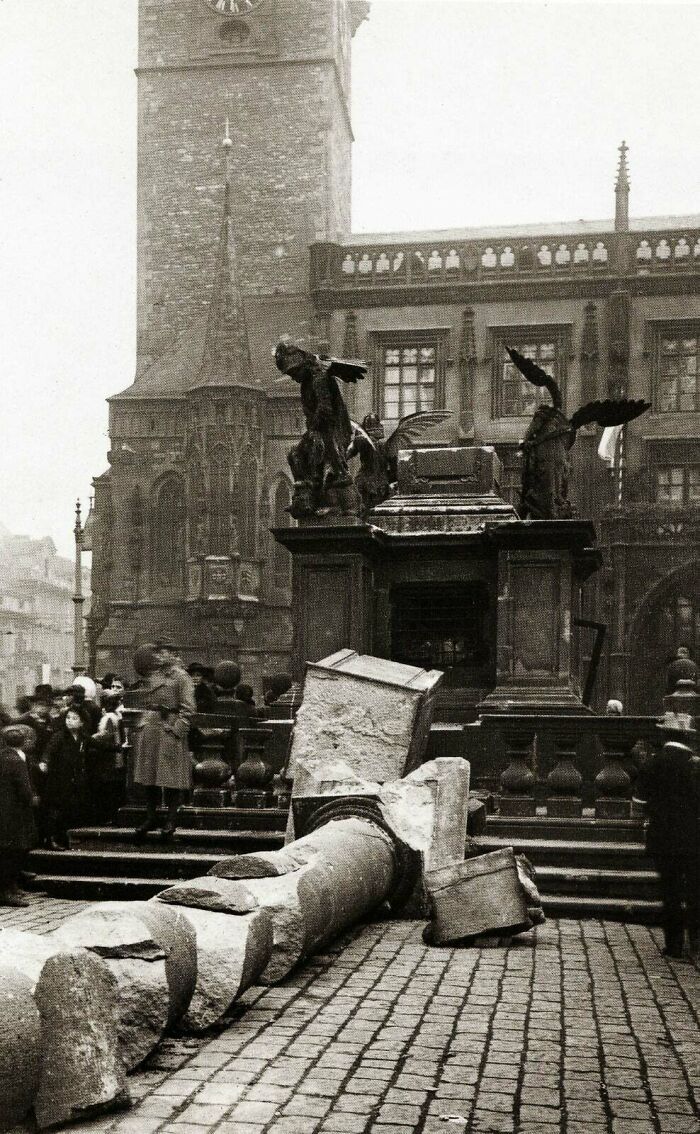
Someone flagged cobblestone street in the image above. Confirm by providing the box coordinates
[2,896,699,1134]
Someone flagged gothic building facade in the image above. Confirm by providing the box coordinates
[89,0,699,712]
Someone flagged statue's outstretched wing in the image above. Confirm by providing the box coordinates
[570,398,651,433]
[385,410,452,479]
[506,347,562,409]
[321,356,368,384]
[346,420,376,461]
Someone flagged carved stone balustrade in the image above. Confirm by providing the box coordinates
[310,226,700,301]
[462,713,660,819]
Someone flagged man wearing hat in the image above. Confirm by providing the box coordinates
[186,663,217,712]
[634,712,699,959]
[132,636,195,842]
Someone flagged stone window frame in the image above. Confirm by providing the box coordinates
[488,323,572,420]
[643,319,700,414]
[647,439,700,507]
[368,328,449,425]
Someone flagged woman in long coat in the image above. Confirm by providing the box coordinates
[132,642,195,842]
[0,726,37,906]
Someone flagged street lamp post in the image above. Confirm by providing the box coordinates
[73,499,86,676]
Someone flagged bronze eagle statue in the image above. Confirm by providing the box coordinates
[346,410,452,512]
[274,341,367,518]
[506,346,650,520]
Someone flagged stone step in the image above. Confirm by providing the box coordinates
[31,875,169,901]
[478,835,649,871]
[67,826,286,854]
[118,805,289,833]
[28,848,223,881]
[534,865,660,901]
[541,894,662,924]
[487,815,645,844]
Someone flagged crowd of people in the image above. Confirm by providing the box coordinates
[0,674,128,907]
[0,642,294,907]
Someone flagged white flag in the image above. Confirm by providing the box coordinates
[598,424,623,467]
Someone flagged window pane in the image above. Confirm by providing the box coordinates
[385,349,400,365]
[402,348,418,364]
[419,347,435,363]
[385,367,400,384]
[662,339,677,353]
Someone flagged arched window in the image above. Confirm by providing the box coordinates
[150,475,185,590]
[239,448,258,558]
[210,446,231,556]
[272,477,293,589]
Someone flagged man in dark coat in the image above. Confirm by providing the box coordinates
[0,726,38,906]
[132,637,195,842]
[634,714,700,959]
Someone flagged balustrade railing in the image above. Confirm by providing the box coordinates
[310,227,700,292]
[464,713,669,820]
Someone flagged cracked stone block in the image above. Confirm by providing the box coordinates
[287,650,442,782]
[0,965,41,1133]
[95,900,198,1027]
[424,847,529,944]
[0,933,129,1129]
[157,875,260,915]
[33,950,130,1130]
[387,757,470,871]
[53,906,171,1070]
[178,907,273,1033]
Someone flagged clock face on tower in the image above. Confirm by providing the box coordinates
[203,0,265,14]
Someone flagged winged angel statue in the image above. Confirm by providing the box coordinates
[275,341,450,518]
[506,347,650,520]
[347,410,452,512]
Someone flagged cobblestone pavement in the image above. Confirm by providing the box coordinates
[2,895,699,1134]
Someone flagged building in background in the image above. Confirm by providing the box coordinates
[88,0,699,711]
[0,524,90,708]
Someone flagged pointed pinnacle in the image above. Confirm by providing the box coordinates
[616,140,630,189]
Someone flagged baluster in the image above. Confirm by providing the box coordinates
[232,727,275,809]
[546,731,583,818]
[498,728,536,817]
[594,721,632,819]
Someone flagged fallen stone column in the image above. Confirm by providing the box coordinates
[204,813,403,983]
[0,965,41,1133]
[156,905,273,1033]
[52,906,172,1069]
[0,930,129,1128]
[57,900,198,1028]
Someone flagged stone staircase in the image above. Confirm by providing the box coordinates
[28,806,661,923]
[28,806,287,901]
[480,815,661,924]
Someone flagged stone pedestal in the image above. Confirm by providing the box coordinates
[274,447,601,722]
[479,522,600,716]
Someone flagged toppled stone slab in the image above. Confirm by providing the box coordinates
[424,847,529,945]
[0,965,41,1133]
[0,931,129,1129]
[96,900,198,1028]
[53,907,170,1070]
[287,649,442,782]
[178,907,273,1033]
[33,950,129,1130]
[389,757,470,871]
[158,875,260,915]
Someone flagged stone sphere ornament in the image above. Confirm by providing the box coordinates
[213,660,242,691]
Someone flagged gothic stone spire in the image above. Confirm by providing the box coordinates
[197,121,255,388]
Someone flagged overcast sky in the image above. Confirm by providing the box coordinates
[1,0,699,557]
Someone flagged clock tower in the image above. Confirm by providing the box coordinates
[136,0,367,366]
